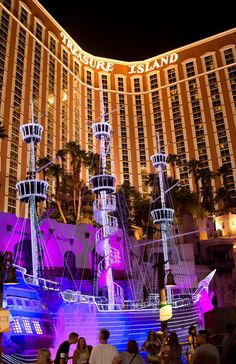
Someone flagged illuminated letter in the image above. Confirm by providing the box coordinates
[137,64,144,73]
[96,60,106,71]
[83,55,89,65]
[152,60,160,70]
[160,56,169,66]
[67,40,74,54]
[89,58,96,68]
[128,65,137,74]
[169,53,178,63]
[106,62,114,72]
[61,32,67,45]
[145,62,152,72]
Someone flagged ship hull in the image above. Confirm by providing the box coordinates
[3,274,200,363]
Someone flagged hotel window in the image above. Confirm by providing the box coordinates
[134,78,141,92]
[19,5,28,26]
[61,62,69,146]
[134,87,147,170]
[224,48,235,65]
[35,21,43,41]
[86,81,93,152]
[32,38,42,115]
[118,77,124,92]
[3,0,11,10]
[186,75,208,167]
[185,61,196,78]
[167,69,188,185]
[8,25,27,213]
[74,61,80,76]
[223,48,236,108]
[204,55,215,71]
[101,75,109,122]
[167,68,176,83]
[49,36,56,54]
[150,74,158,89]
[0,8,10,103]
[62,49,68,67]
[47,37,56,163]
[204,55,236,200]
[86,70,92,85]
[117,78,129,182]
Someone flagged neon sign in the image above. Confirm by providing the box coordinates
[61,32,114,72]
[128,53,179,74]
[61,32,178,74]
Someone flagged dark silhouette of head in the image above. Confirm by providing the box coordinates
[99,328,110,342]
[127,340,139,354]
[169,332,179,346]
[148,330,157,341]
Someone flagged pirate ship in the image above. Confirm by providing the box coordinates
[1,100,215,363]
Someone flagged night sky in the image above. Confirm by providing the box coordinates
[38,1,236,62]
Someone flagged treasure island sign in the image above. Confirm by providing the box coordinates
[61,32,179,74]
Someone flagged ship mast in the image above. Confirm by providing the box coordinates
[90,90,123,310]
[150,133,174,305]
[16,101,48,278]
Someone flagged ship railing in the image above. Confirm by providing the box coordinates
[14,264,27,274]
[97,247,121,276]
[171,294,193,307]
[14,264,60,291]
[37,277,60,291]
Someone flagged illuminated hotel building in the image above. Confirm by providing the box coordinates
[0,0,235,216]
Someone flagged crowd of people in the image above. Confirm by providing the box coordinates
[35,323,236,364]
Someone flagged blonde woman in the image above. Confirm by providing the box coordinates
[73,337,90,364]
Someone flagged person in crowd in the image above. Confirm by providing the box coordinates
[186,325,197,363]
[220,322,236,364]
[225,333,236,364]
[191,329,220,364]
[73,337,91,364]
[89,328,120,364]
[119,339,144,364]
[141,330,160,363]
[160,331,182,364]
[54,332,79,364]
[36,348,52,364]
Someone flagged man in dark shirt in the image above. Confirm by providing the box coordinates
[54,332,79,364]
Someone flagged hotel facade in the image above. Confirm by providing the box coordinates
[0,0,236,216]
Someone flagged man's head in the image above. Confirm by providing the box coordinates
[99,328,110,343]
[196,329,210,346]
[68,332,79,344]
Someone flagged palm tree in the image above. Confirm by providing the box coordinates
[198,168,215,214]
[87,151,101,176]
[64,141,88,223]
[48,163,67,224]
[37,157,51,181]
[0,124,7,139]
[186,159,202,205]
[216,164,233,209]
[214,186,232,212]
[166,154,180,180]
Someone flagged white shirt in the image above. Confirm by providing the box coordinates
[89,343,119,364]
[192,343,220,364]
